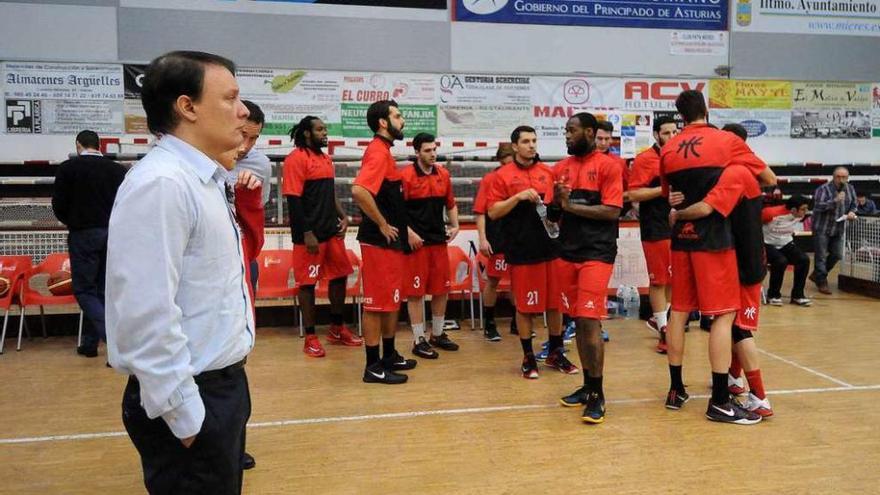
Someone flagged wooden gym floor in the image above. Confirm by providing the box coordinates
[1,278,878,494]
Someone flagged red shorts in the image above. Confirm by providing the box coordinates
[360,243,405,313]
[735,283,762,331]
[404,244,450,297]
[510,260,562,314]
[557,259,614,320]
[642,239,671,286]
[486,253,509,279]
[292,237,353,287]
[670,249,740,315]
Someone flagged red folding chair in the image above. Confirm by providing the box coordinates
[474,252,512,329]
[315,249,363,335]
[17,253,83,351]
[447,245,476,329]
[255,250,302,336]
[0,256,32,354]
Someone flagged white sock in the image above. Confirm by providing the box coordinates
[431,316,445,337]
[412,323,425,343]
[654,311,668,329]
[665,303,671,312]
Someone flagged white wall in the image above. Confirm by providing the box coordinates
[0,3,118,62]
[748,138,879,165]
[450,21,727,78]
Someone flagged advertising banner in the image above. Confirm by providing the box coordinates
[340,72,437,138]
[791,82,872,110]
[237,67,343,136]
[790,110,871,139]
[872,83,880,137]
[123,64,147,134]
[709,80,792,109]
[341,103,436,139]
[732,0,880,37]
[621,79,708,112]
[437,73,531,139]
[2,61,124,134]
[455,0,728,31]
[711,109,792,138]
[531,76,622,141]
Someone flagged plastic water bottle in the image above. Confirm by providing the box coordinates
[615,286,627,318]
[535,202,560,239]
[627,286,641,319]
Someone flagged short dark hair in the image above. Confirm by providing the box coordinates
[495,142,514,161]
[141,51,236,136]
[786,194,809,210]
[289,115,321,148]
[597,120,614,133]
[653,116,677,133]
[856,191,866,198]
[412,133,435,152]
[722,123,748,142]
[675,90,708,124]
[366,100,399,134]
[242,100,264,126]
[510,125,536,144]
[570,112,598,132]
[76,130,100,150]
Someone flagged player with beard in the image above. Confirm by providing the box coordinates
[351,100,417,384]
[282,116,362,359]
[553,113,623,424]
[487,126,577,379]
[628,116,679,354]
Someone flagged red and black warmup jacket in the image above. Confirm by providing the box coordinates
[353,136,408,251]
[473,168,505,254]
[487,160,558,265]
[628,145,671,242]
[234,184,264,308]
[603,150,629,191]
[704,165,767,285]
[282,148,339,244]
[553,151,624,264]
[660,124,766,252]
[401,163,455,246]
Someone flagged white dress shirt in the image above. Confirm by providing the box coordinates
[233,148,272,206]
[106,134,255,439]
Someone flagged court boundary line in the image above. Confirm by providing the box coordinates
[757,348,855,388]
[2,384,878,446]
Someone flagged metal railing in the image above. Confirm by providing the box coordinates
[843,215,880,283]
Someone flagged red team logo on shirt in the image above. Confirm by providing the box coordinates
[677,137,703,159]
[678,222,699,240]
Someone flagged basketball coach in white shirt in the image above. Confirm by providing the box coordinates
[106,51,255,495]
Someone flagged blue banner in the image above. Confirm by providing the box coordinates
[454,0,728,31]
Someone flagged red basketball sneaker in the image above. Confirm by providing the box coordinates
[303,334,326,358]
[327,324,363,346]
[655,326,668,354]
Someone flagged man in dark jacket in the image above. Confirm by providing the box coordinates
[52,130,127,358]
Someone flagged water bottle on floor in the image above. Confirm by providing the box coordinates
[616,286,628,318]
[627,286,641,319]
